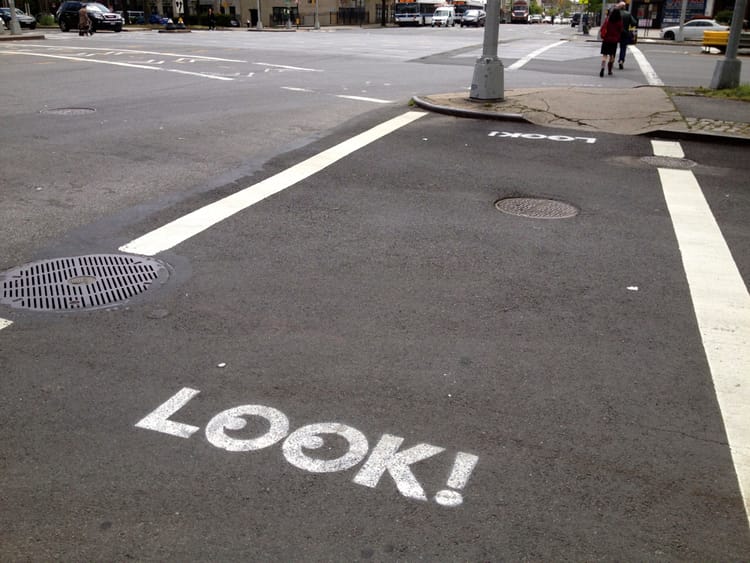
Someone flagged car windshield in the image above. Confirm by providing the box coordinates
[86,3,111,13]
[465,10,478,16]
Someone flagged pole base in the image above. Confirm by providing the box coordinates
[710,58,742,90]
[470,57,504,101]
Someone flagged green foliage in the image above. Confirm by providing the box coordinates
[697,84,750,101]
[529,3,542,14]
[714,9,732,24]
[38,13,55,25]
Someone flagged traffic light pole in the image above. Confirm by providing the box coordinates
[469,0,504,100]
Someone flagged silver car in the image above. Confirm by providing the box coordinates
[660,18,728,40]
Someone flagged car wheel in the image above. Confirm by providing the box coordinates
[29,22,36,29]
[60,20,69,31]
[664,30,675,40]
[114,24,122,31]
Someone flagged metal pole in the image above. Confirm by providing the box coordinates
[314,0,319,28]
[675,0,688,41]
[8,0,23,34]
[710,0,747,89]
[256,0,263,28]
[470,0,504,100]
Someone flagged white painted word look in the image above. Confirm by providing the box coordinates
[488,131,597,143]
[135,388,479,508]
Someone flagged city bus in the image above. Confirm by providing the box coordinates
[394,1,439,25]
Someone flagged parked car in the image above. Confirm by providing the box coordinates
[570,12,580,26]
[148,13,169,24]
[660,18,729,40]
[528,14,543,23]
[56,1,123,32]
[0,7,37,29]
[432,6,455,27]
[543,15,552,23]
[460,9,485,26]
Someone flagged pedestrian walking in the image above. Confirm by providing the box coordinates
[599,7,623,77]
[207,6,216,30]
[78,3,91,36]
[617,2,638,69]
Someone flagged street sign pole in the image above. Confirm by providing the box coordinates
[469,0,504,100]
[710,0,747,89]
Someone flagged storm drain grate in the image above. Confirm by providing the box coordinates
[0,254,168,312]
[495,197,579,219]
[40,107,96,116]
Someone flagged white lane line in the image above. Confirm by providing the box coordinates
[659,164,750,528]
[629,45,664,86]
[119,111,426,256]
[651,140,685,158]
[0,51,234,81]
[336,95,394,104]
[507,40,567,70]
[254,62,321,72]
[8,43,247,62]
[282,86,314,92]
[0,318,12,331]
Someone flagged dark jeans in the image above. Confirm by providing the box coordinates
[618,33,631,63]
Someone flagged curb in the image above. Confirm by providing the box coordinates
[411,95,527,123]
[412,95,750,145]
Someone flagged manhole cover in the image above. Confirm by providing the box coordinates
[640,156,696,169]
[495,197,578,219]
[41,107,96,116]
[0,254,168,312]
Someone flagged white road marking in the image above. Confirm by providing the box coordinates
[629,45,664,86]
[9,43,246,62]
[0,50,234,81]
[254,62,321,72]
[281,86,314,92]
[507,40,567,70]
[336,95,394,104]
[0,318,12,331]
[137,387,479,506]
[651,139,684,158]
[120,111,426,256]
[658,154,750,527]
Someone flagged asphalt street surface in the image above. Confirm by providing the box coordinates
[1,26,750,560]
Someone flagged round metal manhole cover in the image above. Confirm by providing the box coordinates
[495,197,579,219]
[0,254,168,312]
[40,107,96,116]
[640,156,696,169]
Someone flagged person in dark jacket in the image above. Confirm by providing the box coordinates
[617,2,638,69]
[207,6,216,30]
[599,7,623,76]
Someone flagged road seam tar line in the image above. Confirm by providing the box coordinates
[0,50,235,80]
[654,140,750,528]
[119,111,426,256]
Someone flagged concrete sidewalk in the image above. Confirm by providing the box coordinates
[413,86,750,143]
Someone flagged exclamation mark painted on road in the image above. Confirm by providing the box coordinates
[434,452,479,507]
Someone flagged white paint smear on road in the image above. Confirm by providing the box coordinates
[659,164,750,528]
[0,50,234,80]
[336,95,394,104]
[10,43,247,62]
[120,111,426,256]
[0,318,12,331]
[254,62,321,72]
[507,40,567,70]
[629,45,664,86]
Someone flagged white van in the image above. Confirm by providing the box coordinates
[432,6,455,27]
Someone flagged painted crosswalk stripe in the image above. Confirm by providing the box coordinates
[0,318,12,331]
[657,144,750,527]
[630,45,664,86]
[120,111,426,256]
[507,40,567,70]
[336,95,393,104]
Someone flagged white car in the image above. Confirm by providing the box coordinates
[660,19,728,40]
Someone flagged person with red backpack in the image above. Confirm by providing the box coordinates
[599,7,623,77]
